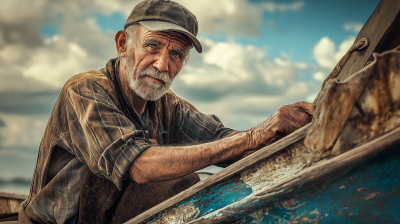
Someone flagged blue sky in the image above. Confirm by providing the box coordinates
[89,0,378,63]
[0,0,379,194]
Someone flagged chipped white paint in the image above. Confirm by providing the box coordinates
[152,202,200,224]
[241,141,321,193]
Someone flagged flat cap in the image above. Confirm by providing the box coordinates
[124,0,202,53]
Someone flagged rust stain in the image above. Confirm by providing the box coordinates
[249,212,258,219]
[290,216,309,224]
[264,208,269,216]
[364,191,380,200]
[282,198,306,210]
[301,217,309,222]
[356,187,366,191]
[339,185,346,189]
[311,215,320,224]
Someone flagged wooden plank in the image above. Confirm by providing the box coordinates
[126,124,311,224]
[0,197,23,215]
[336,0,400,81]
[0,192,27,201]
[188,125,400,223]
[0,213,19,222]
[0,192,26,222]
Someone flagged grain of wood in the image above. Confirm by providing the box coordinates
[336,0,400,81]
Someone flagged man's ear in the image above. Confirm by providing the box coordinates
[115,30,128,57]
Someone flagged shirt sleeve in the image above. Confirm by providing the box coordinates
[67,79,151,190]
[174,96,241,144]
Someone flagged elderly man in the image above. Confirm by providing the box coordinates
[19,0,315,223]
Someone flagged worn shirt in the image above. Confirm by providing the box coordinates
[19,58,239,224]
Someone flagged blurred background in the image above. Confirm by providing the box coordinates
[0,0,379,194]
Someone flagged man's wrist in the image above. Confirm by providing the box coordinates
[244,129,256,151]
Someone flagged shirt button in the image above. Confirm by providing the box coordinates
[145,130,149,134]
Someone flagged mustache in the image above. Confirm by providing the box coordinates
[139,67,172,84]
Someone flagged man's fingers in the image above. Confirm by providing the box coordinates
[289,108,311,126]
[289,101,316,116]
[273,110,304,134]
[278,105,310,127]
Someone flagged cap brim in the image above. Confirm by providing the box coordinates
[139,20,202,53]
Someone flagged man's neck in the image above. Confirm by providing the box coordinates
[117,65,148,117]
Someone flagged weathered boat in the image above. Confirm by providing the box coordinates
[125,0,400,223]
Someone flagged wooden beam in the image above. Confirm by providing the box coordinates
[0,192,27,201]
[336,0,400,81]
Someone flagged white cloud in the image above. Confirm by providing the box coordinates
[173,0,262,36]
[178,37,299,89]
[343,22,363,33]
[313,71,325,82]
[91,0,304,36]
[0,0,47,25]
[261,1,305,12]
[173,37,318,129]
[313,36,355,70]
[310,35,358,102]
[0,113,47,149]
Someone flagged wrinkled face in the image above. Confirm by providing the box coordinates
[120,25,191,101]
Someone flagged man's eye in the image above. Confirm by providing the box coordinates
[148,44,155,49]
[171,52,181,58]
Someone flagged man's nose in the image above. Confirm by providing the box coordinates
[153,51,169,73]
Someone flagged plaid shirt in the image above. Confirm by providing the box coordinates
[19,58,238,224]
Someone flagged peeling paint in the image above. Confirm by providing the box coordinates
[143,144,400,224]
[241,141,321,193]
[152,202,199,224]
[233,146,400,223]
[356,187,366,191]
[282,199,306,210]
[364,192,380,200]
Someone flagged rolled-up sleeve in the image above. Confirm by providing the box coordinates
[67,79,151,190]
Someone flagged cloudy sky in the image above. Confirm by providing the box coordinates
[0,0,379,193]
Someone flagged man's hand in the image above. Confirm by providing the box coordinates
[246,101,316,151]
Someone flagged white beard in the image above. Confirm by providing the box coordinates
[120,57,173,101]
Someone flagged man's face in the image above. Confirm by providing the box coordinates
[120,25,191,101]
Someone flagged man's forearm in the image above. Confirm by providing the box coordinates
[129,131,251,183]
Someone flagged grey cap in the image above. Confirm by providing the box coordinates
[124,0,202,53]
